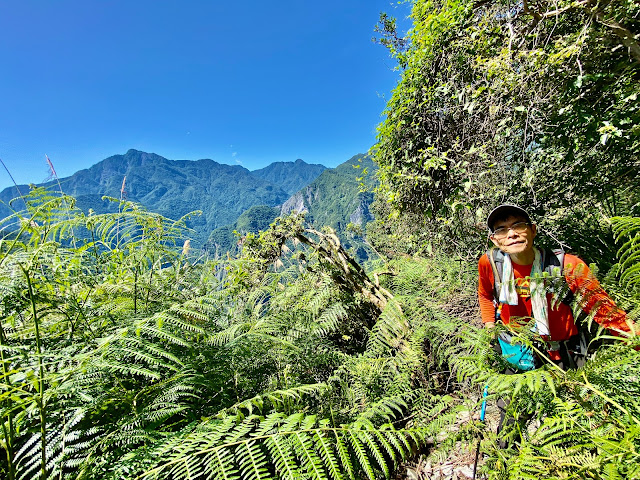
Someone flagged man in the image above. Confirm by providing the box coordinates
[478,204,631,369]
[478,204,633,448]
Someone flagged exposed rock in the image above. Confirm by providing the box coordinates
[349,200,373,226]
[280,191,308,216]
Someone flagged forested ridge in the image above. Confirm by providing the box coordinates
[1,1,640,479]
[0,150,328,248]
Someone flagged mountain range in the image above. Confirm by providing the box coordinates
[0,150,376,249]
[251,159,327,195]
[208,154,376,255]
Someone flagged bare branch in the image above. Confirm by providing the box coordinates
[596,14,640,64]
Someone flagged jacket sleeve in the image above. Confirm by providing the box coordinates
[478,255,496,324]
[563,254,634,335]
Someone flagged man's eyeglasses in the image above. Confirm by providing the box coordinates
[491,221,531,238]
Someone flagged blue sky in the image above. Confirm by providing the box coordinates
[0,1,410,189]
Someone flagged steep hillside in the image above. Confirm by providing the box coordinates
[281,154,376,232]
[206,205,280,256]
[207,154,378,257]
[250,159,326,195]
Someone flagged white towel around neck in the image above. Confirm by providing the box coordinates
[498,247,550,336]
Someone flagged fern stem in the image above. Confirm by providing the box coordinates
[68,288,97,341]
[577,372,640,427]
[0,315,16,480]
[21,264,48,480]
[134,266,138,314]
[145,258,155,310]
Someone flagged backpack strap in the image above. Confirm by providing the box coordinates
[487,247,504,298]
[540,248,574,307]
[486,247,573,311]
[541,248,563,276]
[486,248,505,320]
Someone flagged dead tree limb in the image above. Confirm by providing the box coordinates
[295,227,394,314]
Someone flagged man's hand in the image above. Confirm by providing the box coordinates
[484,322,501,356]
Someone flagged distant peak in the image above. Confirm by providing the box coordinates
[294,158,305,164]
[124,149,152,157]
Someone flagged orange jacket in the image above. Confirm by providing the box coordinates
[478,253,630,341]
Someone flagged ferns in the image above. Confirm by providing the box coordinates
[0,192,638,479]
[612,216,640,290]
[136,413,420,480]
[218,384,330,417]
[0,191,435,479]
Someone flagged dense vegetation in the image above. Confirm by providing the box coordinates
[207,205,282,256]
[372,0,640,267]
[1,0,639,479]
[1,186,638,480]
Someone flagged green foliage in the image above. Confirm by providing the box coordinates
[207,205,281,257]
[377,252,640,480]
[372,4,640,472]
[611,216,640,292]
[133,413,419,480]
[278,155,379,263]
[1,189,638,479]
[373,0,640,264]
[298,155,376,232]
[0,190,435,479]
[2,5,638,479]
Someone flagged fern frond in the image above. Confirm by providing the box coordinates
[293,430,327,479]
[348,429,375,480]
[236,440,270,480]
[313,427,344,480]
[611,216,640,290]
[135,412,423,480]
[266,434,301,479]
[218,383,328,417]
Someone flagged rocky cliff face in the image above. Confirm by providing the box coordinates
[349,200,373,226]
[280,191,308,216]
[277,154,376,233]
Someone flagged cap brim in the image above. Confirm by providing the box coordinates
[487,204,531,230]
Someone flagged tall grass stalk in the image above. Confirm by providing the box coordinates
[45,155,77,249]
[0,158,27,210]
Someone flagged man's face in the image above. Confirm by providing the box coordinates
[490,215,536,256]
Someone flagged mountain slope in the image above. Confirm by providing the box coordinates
[281,154,376,232]
[206,155,377,257]
[206,205,281,256]
[250,159,326,195]
[0,150,290,245]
